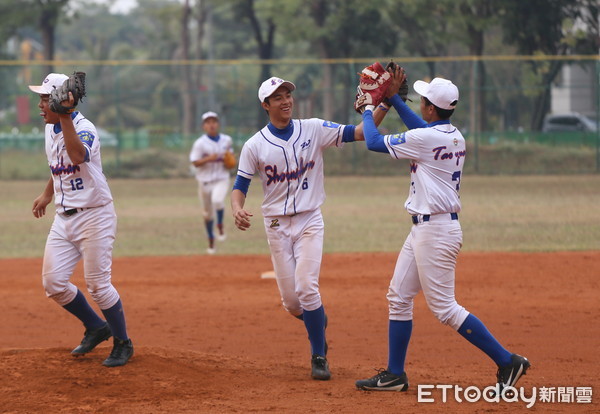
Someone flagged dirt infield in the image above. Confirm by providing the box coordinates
[1,251,598,413]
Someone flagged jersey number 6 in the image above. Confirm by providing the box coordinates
[302,178,309,190]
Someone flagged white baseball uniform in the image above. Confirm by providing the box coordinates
[383,122,469,329]
[237,118,346,314]
[42,112,120,310]
[189,133,233,219]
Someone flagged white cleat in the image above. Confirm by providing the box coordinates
[206,247,216,255]
[216,233,227,242]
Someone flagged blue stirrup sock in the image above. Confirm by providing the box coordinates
[302,305,326,357]
[388,320,412,376]
[216,209,224,226]
[63,290,106,330]
[205,219,215,240]
[101,299,129,341]
[458,313,512,366]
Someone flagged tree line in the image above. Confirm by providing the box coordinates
[0,0,597,133]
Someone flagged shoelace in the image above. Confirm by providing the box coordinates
[372,368,390,380]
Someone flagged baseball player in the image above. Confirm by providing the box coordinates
[355,68,530,392]
[231,77,388,380]
[29,73,133,367]
[189,111,233,254]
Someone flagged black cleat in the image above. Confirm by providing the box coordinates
[311,355,331,380]
[497,354,530,392]
[102,338,134,367]
[356,369,409,391]
[71,323,112,355]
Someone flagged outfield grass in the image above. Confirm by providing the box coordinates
[1,175,599,258]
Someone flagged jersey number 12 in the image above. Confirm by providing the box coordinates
[70,178,84,191]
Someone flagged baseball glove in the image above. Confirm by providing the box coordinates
[223,150,237,169]
[354,62,392,114]
[50,71,87,114]
[385,60,410,103]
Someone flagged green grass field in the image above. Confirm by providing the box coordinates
[1,175,599,258]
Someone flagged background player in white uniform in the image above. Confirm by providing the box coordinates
[231,77,387,381]
[189,111,233,254]
[355,70,530,391]
[30,73,133,367]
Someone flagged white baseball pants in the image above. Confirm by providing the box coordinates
[197,177,230,220]
[387,215,470,330]
[264,209,324,315]
[42,202,120,310]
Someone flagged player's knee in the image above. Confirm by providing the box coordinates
[430,303,468,330]
[88,284,119,309]
[281,296,302,315]
[85,275,119,309]
[388,298,414,319]
[296,289,321,310]
[42,274,76,305]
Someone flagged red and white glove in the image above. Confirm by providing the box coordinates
[354,62,392,114]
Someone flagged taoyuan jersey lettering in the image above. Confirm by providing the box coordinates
[384,122,466,215]
[45,112,113,212]
[237,118,345,217]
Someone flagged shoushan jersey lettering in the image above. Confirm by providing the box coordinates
[189,133,233,182]
[384,122,466,215]
[237,118,345,217]
[45,112,113,212]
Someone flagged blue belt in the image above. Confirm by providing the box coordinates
[412,212,458,224]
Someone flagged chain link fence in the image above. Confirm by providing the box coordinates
[1,56,599,178]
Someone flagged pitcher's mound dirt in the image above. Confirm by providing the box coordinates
[1,251,598,413]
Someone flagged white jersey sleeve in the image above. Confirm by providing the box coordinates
[384,123,466,215]
[312,118,346,149]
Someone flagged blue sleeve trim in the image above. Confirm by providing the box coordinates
[390,95,427,129]
[362,110,389,153]
[341,125,356,142]
[233,174,251,196]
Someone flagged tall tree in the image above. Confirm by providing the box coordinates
[233,0,276,128]
[36,0,70,74]
[180,0,195,135]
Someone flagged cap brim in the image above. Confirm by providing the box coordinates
[28,85,48,94]
[412,80,429,97]
[281,81,296,92]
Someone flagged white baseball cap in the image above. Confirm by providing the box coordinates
[201,111,219,122]
[413,77,459,110]
[28,73,69,95]
[258,77,296,103]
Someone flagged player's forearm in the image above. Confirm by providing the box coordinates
[230,189,246,213]
[42,176,54,197]
[390,95,427,130]
[192,154,217,167]
[60,115,87,164]
[362,110,389,153]
[353,105,388,141]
